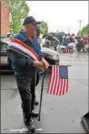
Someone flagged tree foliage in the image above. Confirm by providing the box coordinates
[80,24,89,35]
[40,21,48,35]
[59,31,65,36]
[6,0,29,33]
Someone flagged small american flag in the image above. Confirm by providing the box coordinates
[47,65,68,96]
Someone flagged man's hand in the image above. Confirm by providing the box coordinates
[33,61,44,68]
[41,58,49,69]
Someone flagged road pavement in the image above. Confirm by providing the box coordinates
[1,53,88,133]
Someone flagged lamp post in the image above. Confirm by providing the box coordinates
[78,20,83,36]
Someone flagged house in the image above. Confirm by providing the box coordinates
[0,0,10,37]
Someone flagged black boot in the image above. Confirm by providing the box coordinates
[26,119,35,133]
[23,114,35,133]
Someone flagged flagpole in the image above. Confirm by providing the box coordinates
[38,65,57,121]
[38,69,47,121]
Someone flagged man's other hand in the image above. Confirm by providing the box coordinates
[33,61,44,68]
[41,58,49,69]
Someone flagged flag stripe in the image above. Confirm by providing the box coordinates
[47,66,54,94]
[56,80,59,95]
[50,66,56,94]
[48,66,54,94]
[63,79,67,94]
[62,79,65,95]
[54,66,59,95]
[59,79,62,95]
[47,66,53,94]
[66,80,68,93]
[52,66,57,95]
[60,79,63,96]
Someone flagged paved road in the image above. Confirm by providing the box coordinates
[1,53,88,133]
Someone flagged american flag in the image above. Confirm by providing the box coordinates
[47,65,68,96]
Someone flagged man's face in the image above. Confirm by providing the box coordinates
[26,23,36,37]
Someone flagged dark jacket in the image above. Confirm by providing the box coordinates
[7,30,43,76]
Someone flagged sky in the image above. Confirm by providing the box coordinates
[26,1,88,35]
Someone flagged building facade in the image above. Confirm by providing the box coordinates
[0,0,10,37]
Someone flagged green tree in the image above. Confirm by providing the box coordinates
[40,21,48,35]
[81,24,89,35]
[6,0,29,33]
[59,31,65,36]
[80,24,89,35]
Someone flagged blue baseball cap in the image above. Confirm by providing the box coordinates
[23,16,41,26]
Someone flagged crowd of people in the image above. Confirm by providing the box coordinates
[61,34,89,53]
[39,32,89,53]
[7,29,89,54]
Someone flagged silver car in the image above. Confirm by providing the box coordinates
[0,38,13,74]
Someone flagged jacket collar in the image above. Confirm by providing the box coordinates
[18,29,33,43]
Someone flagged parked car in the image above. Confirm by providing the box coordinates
[41,47,59,65]
[0,38,13,74]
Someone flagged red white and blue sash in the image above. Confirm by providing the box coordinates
[8,38,40,61]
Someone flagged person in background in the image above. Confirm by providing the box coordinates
[76,37,84,52]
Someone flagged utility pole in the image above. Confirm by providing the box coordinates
[78,20,83,35]
[68,27,70,33]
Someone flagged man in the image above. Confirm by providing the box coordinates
[7,16,49,132]
[76,37,84,52]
